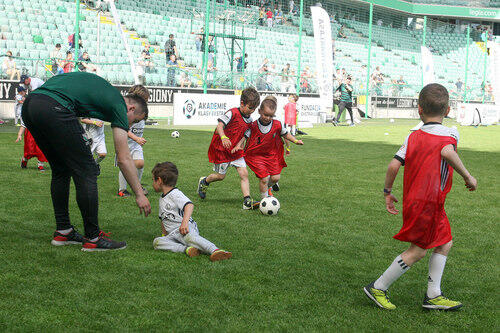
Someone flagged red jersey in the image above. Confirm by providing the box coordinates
[208,108,252,164]
[244,119,287,178]
[394,128,457,249]
[284,102,297,125]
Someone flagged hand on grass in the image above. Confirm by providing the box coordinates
[15,135,22,143]
[295,140,304,145]
[464,175,477,191]
[385,193,399,215]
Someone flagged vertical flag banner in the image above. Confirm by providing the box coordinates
[421,46,435,85]
[489,42,500,106]
[311,6,334,111]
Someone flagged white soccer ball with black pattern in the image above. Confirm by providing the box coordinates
[259,197,280,216]
[171,131,180,138]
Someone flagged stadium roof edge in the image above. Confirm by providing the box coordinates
[353,0,500,21]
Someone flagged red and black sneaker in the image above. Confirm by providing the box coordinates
[38,165,45,172]
[51,228,85,246]
[81,231,127,252]
[20,159,27,169]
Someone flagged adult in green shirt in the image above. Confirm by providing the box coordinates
[333,75,355,126]
[22,72,151,251]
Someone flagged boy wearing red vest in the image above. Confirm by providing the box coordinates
[197,88,261,209]
[364,84,477,311]
[234,96,303,198]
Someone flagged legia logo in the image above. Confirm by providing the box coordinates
[183,99,196,119]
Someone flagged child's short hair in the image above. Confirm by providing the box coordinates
[152,162,178,187]
[418,83,449,117]
[240,87,260,109]
[290,94,299,102]
[128,85,150,103]
[260,95,277,112]
[125,93,149,120]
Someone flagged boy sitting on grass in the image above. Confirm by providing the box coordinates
[152,162,232,262]
[364,83,477,310]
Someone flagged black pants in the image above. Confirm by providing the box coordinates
[336,101,354,124]
[21,94,100,239]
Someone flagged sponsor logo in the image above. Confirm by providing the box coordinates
[469,9,497,17]
[183,99,196,119]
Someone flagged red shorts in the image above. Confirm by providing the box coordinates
[24,129,47,162]
[245,155,286,179]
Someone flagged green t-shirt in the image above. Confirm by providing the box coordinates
[31,72,129,131]
[339,83,352,103]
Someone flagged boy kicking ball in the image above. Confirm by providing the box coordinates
[234,96,303,199]
[364,83,477,311]
[152,162,232,262]
[197,87,261,209]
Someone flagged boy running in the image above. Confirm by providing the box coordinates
[364,84,477,310]
[197,87,260,209]
[118,85,150,197]
[152,162,232,262]
[16,117,47,171]
[235,96,303,198]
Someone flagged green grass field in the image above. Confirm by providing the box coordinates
[0,119,498,331]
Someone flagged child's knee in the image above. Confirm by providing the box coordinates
[434,240,453,255]
[134,159,145,169]
[260,176,269,185]
[270,174,280,182]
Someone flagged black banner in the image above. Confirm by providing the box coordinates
[1,79,319,104]
[374,97,418,109]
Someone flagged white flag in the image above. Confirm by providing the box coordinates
[311,6,333,110]
[421,46,435,86]
[489,42,500,106]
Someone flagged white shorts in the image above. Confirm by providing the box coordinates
[213,157,246,175]
[91,136,107,155]
[130,148,144,161]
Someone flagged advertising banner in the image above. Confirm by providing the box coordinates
[456,103,499,125]
[311,6,334,111]
[174,93,323,125]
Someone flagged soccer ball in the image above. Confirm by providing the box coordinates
[171,131,180,138]
[259,197,280,216]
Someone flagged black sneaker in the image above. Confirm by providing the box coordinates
[51,228,85,246]
[272,183,280,192]
[243,197,260,210]
[197,177,208,199]
[81,231,127,252]
[118,189,131,197]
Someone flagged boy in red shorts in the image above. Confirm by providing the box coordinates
[364,83,477,311]
[16,118,47,172]
[197,87,261,209]
[234,96,303,199]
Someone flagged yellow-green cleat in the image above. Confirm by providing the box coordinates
[185,246,201,258]
[423,294,462,310]
[364,282,396,310]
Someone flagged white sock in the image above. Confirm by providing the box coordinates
[118,171,128,191]
[137,167,144,183]
[57,228,72,235]
[427,253,447,298]
[261,191,268,199]
[374,255,410,291]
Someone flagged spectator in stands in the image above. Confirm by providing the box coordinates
[2,51,20,81]
[300,66,312,93]
[50,44,64,75]
[257,59,269,91]
[63,51,74,73]
[266,8,273,28]
[207,59,217,88]
[259,7,265,26]
[377,19,383,26]
[485,81,493,101]
[195,28,204,51]
[167,54,178,87]
[455,78,463,93]
[142,42,152,60]
[138,51,154,74]
[275,8,284,25]
[235,53,248,73]
[396,75,406,96]
[78,52,98,73]
[267,63,277,91]
[281,63,291,92]
[165,34,178,63]
[68,33,83,50]
[338,25,347,39]
[288,70,296,91]
[180,71,192,88]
